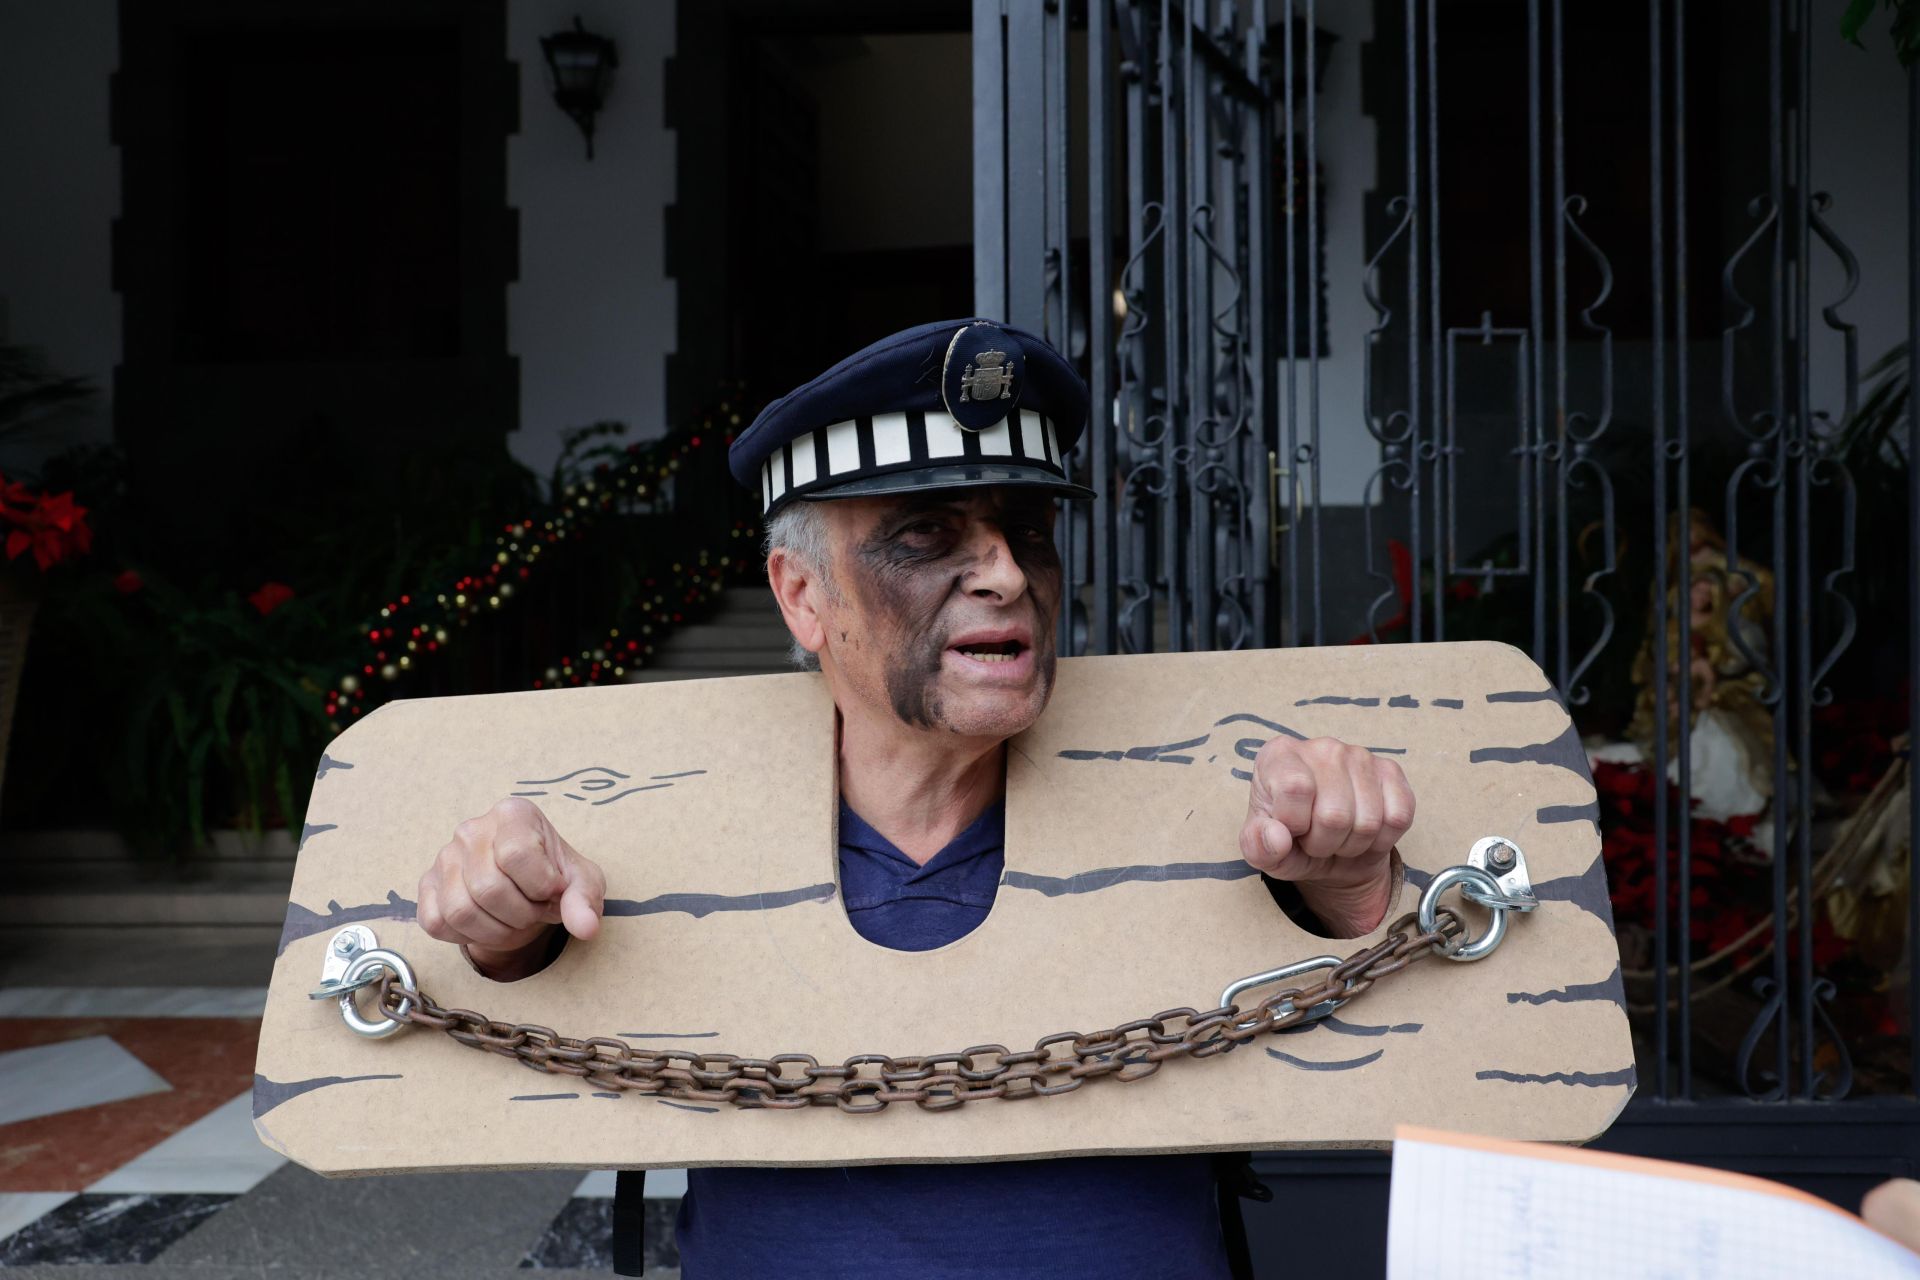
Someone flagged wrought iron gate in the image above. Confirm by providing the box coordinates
[974,0,1918,1248]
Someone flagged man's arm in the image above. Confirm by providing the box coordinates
[1237,737,1414,938]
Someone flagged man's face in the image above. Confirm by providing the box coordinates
[812,486,1063,741]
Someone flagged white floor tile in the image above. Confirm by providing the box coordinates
[0,1036,171,1126]
[87,1093,286,1195]
[0,1192,74,1242]
[0,987,267,1018]
[572,1168,687,1199]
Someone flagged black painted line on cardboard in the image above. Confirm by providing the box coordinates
[253,1072,404,1118]
[278,882,838,955]
[1002,861,1259,897]
[1275,1015,1422,1038]
[1534,855,1613,924]
[1321,1016,1423,1037]
[1508,966,1624,1005]
[512,1093,581,1101]
[586,783,673,805]
[592,1092,622,1099]
[1388,695,1420,708]
[650,770,709,780]
[1475,1066,1635,1087]
[656,1099,720,1114]
[1485,688,1566,707]
[603,882,839,919]
[1537,801,1602,826]
[276,890,415,955]
[618,1031,722,1039]
[1432,698,1464,709]
[1468,720,1588,781]
[518,765,634,785]
[298,822,336,850]
[1265,1048,1385,1071]
[1214,713,1307,739]
[1292,696,1382,707]
[315,754,355,780]
[1056,733,1209,765]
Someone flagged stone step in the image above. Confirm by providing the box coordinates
[0,883,291,928]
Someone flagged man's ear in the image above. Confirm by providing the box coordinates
[767,546,829,660]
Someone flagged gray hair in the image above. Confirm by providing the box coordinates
[763,500,838,671]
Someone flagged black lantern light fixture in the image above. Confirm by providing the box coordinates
[540,16,618,159]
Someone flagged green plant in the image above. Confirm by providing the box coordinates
[33,568,335,854]
[1842,0,1920,64]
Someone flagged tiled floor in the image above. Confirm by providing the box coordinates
[0,987,681,1276]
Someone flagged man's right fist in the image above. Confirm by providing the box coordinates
[417,797,606,979]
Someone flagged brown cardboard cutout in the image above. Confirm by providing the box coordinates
[255,642,1632,1174]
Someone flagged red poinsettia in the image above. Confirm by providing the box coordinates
[0,472,93,572]
[248,581,295,616]
[1594,758,1773,959]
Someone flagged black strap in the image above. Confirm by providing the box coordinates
[611,1169,648,1277]
[1214,1151,1271,1280]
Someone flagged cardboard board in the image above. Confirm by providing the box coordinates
[255,642,1632,1175]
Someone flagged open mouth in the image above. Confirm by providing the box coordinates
[951,638,1027,664]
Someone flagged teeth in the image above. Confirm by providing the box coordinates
[959,648,1018,663]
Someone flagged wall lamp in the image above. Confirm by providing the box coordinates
[540,16,619,159]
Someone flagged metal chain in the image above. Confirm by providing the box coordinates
[361,906,1468,1114]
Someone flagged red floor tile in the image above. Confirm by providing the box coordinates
[0,1018,260,1192]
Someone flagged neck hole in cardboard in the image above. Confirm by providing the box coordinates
[829,747,1008,959]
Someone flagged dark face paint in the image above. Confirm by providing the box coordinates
[842,490,1062,731]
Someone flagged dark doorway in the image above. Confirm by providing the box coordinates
[112,0,517,573]
[668,2,973,419]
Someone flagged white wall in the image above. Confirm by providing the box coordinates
[0,0,119,467]
[1810,24,1911,424]
[506,1,678,481]
[1292,4,1378,507]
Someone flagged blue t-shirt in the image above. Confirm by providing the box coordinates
[674,800,1233,1279]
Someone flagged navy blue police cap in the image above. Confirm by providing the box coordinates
[730,318,1094,518]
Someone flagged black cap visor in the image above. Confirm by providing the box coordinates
[786,462,1096,511]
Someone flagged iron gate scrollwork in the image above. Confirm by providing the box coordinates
[975,0,1275,656]
[975,0,1919,1168]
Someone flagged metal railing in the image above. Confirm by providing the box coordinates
[973,0,1916,1123]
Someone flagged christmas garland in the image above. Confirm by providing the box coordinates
[324,395,759,730]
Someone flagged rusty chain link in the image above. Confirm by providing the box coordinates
[359,907,1468,1114]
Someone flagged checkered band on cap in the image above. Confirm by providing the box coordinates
[758,407,1064,514]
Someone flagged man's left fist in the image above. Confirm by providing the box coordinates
[1238,736,1414,937]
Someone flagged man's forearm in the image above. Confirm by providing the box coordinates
[1296,854,1400,938]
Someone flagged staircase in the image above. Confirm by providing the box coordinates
[627,585,796,682]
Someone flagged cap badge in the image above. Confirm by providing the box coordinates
[960,349,1014,404]
[941,323,1022,432]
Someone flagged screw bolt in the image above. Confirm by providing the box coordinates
[332,933,361,958]
[1488,843,1516,873]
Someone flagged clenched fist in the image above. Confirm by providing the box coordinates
[417,797,606,980]
[1238,736,1414,937]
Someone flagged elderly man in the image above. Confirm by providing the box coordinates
[415,320,1411,1278]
